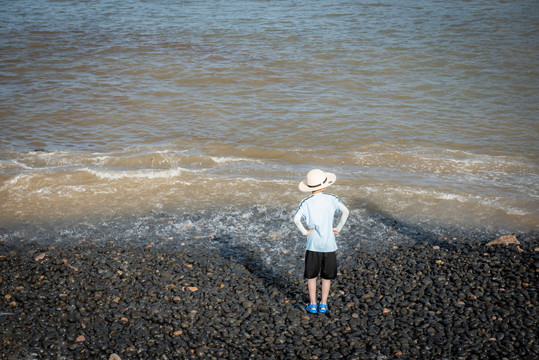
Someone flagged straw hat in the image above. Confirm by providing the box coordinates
[299,169,337,192]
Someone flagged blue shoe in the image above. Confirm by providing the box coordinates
[319,304,328,314]
[306,303,318,314]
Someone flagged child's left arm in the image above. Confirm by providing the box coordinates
[334,205,349,234]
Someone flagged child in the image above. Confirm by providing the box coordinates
[294,169,349,314]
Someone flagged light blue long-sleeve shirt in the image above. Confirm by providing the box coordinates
[294,192,349,252]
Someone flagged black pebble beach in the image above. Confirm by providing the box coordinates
[1,228,537,359]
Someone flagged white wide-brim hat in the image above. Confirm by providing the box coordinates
[299,169,337,192]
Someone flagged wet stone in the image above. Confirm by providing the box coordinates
[0,230,537,359]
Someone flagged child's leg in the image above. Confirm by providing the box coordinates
[321,279,331,304]
[320,252,336,305]
[307,278,317,304]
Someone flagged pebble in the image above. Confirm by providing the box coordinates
[1,230,537,359]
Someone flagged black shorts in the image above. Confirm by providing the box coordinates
[304,250,337,280]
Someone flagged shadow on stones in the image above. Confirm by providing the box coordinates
[347,198,477,251]
[215,234,302,304]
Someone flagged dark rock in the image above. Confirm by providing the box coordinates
[1,229,537,359]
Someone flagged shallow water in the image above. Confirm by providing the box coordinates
[1,0,538,234]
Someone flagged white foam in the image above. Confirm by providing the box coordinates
[58,185,88,194]
[504,208,531,216]
[34,187,53,195]
[434,192,470,202]
[0,173,35,191]
[353,146,537,176]
[82,167,190,180]
[209,156,263,164]
[0,160,34,171]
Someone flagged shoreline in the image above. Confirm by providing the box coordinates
[1,229,537,359]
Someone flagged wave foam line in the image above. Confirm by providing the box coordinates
[209,156,264,164]
[0,173,36,192]
[10,149,267,171]
[360,184,535,217]
[82,167,190,180]
[353,147,537,175]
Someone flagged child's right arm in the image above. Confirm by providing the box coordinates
[294,213,310,236]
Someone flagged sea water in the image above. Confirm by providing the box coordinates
[1,0,538,249]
